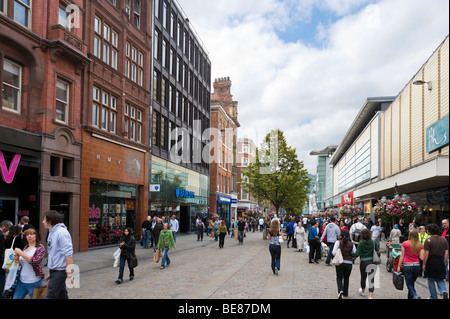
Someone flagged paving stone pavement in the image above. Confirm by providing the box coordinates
[61,230,446,300]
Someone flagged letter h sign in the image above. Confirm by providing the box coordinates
[0,151,21,184]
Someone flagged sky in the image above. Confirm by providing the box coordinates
[177,0,449,174]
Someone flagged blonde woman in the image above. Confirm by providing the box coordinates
[397,229,424,299]
[267,220,284,275]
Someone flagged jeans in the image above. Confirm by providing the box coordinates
[219,233,226,248]
[308,239,320,261]
[13,279,44,299]
[427,277,447,299]
[325,242,335,265]
[269,244,281,273]
[118,256,134,280]
[238,231,245,244]
[336,263,352,296]
[403,265,422,299]
[46,270,68,299]
[143,230,150,248]
[197,229,204,241]
[161,249,171,267]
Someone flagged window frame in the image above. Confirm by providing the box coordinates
[2,58,22,114]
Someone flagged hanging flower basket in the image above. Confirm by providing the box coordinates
[374,195,419,223]
[339,205,362,219]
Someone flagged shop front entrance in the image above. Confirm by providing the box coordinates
[180,205,190,233]
[0,197,18,224]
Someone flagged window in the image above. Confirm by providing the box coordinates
[152,111,158,146]
[58,6,69,29]
[93,16,118,70]
[2,59,22,113]
[50,156,73,178]
[92,87,117,133]
[14,0,31,28]
[125,42,144,86]
[55,80,69,123]
[1,0,5,13]
[124,103,142,143]
[133,0,141,28]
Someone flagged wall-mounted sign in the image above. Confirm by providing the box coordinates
[426,115,449,153]
[149,184,160,192]
[341,191,354,206]
[0,151,21,184]
[175,188,196,199]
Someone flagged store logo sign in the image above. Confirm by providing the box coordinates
[426,115,449,153]
[175,188,196,199]
[0,151,21,184]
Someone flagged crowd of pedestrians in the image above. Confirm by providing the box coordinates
[2,210,448,300]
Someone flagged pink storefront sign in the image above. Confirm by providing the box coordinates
[0,151,21,184]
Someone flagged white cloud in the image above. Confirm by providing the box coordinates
[178,0,449,173]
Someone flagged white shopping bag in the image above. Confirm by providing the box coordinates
[4,262,20,291]
[113,248,121,268]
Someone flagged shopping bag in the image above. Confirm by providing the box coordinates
[113,248,121,268]
[331,248,344,266]
[393,272,404,290]
[130,253,138,268]
[4,262,20,291]
[32,285,48,299]
[153,249,160,263]
[2,237,16,271]
[305,245,310,254]
[234,229,238,240]
[373,241,381,265]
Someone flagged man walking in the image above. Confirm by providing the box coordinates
[169,215,179,243]
[308,221,321,264]
[141,216,152,248]
[321,217,341,266]
[237,217,246,245]
[43,210,73,299]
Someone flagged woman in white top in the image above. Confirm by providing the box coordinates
[13,228,46,299]
[294,221,306,252]
[389,224,402,243]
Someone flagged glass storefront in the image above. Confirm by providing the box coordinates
[88,179,137,248]
[149,156,209,232]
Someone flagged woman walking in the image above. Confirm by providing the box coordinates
[218,220,228,249]
[115,227,136,284]
[332,229,356,299]
[158,223,176,269]
[352,228,380,299]
[267,220,284,275]
[12,228,45,299]
[294,221,306,252]
[397,229,424,299]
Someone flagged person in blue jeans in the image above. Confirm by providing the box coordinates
[286,218,296,248]
[13,228,46,299]
[397,230,424,299]
[158,223,176,269]
[268,219,284,275]
[141,216,152,248]
[423,223,449,299]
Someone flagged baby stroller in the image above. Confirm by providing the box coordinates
[386,242,402,273]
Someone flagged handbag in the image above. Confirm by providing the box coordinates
[153,249,160,263]
[373,241,381,265]
[2,237,17,270]
[331,248,343,266]
[393,271,404,290]
[32,285,48,299]
[130,253,138,268]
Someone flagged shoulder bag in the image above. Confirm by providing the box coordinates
[2,237,17,271]
[331,241,343,266]
[373,240,381,265]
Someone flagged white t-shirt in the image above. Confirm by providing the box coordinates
[371,225,382,240]
[19,247,41,284]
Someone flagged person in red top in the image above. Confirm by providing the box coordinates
[397,229,424,299]
[440,219,449,281]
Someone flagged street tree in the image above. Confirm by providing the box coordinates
[241,129,311,216]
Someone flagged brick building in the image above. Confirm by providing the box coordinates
[80,0,152,251]
[1,0,89,249]
[209,77,240,221]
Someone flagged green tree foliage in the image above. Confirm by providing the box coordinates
[241,129,311,216]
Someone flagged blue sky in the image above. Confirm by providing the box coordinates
[178,0,449,173]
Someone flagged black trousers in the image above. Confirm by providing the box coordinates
[308,239,321,261]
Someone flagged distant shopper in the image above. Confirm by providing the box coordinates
[320,217,341,266]
[308,221,321,264]
[423,223,448,299]
[389,224,402,243]
[141,216,152,248]
[237,217,246,245]
[294,221,306,252]
[42,210,73,299]
[332,229,356,299]
[158,223,176,270]
[218,220,228,249]
[115,227,136,284]
[352,228,380,299]
[397,229,424,299]
[0,220,13,293]
[268,219,284,275]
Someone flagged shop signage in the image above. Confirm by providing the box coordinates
[217,195,231,204]
[0,151,21,184]
[426,115,449,153]
[175,188,196,199]
[341,191,354,206]
[149,184,161,192]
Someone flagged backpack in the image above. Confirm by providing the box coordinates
[352,226,362,242]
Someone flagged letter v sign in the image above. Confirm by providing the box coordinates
[0,151,21,184]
